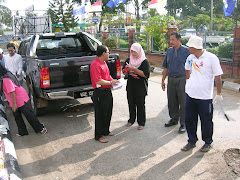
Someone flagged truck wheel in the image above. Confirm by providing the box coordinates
[29,86,46,116]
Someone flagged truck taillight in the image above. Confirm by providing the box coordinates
[40,67,50,88]
[116,59,121,79]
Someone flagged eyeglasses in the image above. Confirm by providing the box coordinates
[8,49,15,52]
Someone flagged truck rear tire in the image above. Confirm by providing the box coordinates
[29,86,46,116]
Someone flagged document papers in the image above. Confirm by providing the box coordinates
[112,78,126,89]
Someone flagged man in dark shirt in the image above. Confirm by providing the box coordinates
[162,31,190,133]
[90,45,119,143]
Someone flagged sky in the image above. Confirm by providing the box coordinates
[3,0,50,16]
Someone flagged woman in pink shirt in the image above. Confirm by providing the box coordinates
[0,62,47,136]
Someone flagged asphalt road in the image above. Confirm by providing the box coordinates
[6,73,240,180]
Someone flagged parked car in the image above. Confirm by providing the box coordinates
[18,32,121,115]
[179,28,197,39]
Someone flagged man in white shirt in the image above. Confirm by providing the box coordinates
[181,36,223,152]
[5,43,23,85]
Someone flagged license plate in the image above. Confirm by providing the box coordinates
[79,90,94,98]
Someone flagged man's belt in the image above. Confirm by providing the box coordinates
[94,88,111,91]
[169,74,186,78]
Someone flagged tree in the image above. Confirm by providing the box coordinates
[0,5,12,27]
[179,14,210,30]
[145,15,174,51]
[47,0,78,32]
[26,12,38,18]
[166,0,224,19]
[179,14,235,31]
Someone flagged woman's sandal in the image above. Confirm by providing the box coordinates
[137,126,144,130]
[126,122,132,127]
[107,132,114,136]
[181,143,196,151]
[200,144,211,152]
[97,137,108,143]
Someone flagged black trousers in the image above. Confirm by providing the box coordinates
[185,94,213,144]
[93,88,113,140]
[12,101,44,135]
[127,91,146,126]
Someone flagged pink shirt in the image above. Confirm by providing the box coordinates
[3,78,29,108]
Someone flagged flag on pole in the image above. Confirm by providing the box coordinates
[106,0,127,9]
[223,0,236,16]
[148,0,166,9]
[88,0,102,12]
[73,6,85,16]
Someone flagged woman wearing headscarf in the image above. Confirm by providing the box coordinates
[122,43,150,130]
[0,62,47,136]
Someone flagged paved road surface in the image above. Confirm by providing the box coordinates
[6,73,240,180]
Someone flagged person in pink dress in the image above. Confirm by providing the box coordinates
[0,62,47,137]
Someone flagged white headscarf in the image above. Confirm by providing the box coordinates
[129,43,146,68]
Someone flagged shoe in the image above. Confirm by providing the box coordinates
[13,134,28,138]
[137,126,144,130]
[200,143,211,152]
[165,120,178,127]
[14,133,28,138]
[181,143,196,151]
[178,125,186,134]
[126,122,133,127]
[107,132,114,136]
[97,137,108,143]
[41,128,47,134]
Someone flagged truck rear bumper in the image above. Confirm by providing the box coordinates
[42,85,94,100]
[46,91,75,100]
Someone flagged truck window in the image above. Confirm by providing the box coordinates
[36,37,85,56]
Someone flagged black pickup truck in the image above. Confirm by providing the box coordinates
[18,32,121,115]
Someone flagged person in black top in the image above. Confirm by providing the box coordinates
[122,43,150,130]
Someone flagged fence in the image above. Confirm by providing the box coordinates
[94,31,169,53]
[0,30,234,59]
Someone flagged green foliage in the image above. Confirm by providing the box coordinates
[181,38,188,46]
[179,13,234,31]
[26,12,38,17]
[138,42,147,50]
[0,5,12,27]
[47,0,78,32]
[0,27,12,36]
[135,33,147,50]
[104,37,117,49]
[119,39,128,48]
[145,15,174,51]
[166,0,224,18]
[213,15,235,31]
[179,14,210,30]
[207,47,219,56]
[218,42,233,58]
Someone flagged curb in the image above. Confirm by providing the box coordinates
[0,100,22,180]
[151,67,240,93]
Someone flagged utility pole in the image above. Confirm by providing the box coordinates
[210,0,213,33]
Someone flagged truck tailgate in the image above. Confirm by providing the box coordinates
[48,56,95,89]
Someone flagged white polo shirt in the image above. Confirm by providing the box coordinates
[185,50,223,100]
[4,53,23,81]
